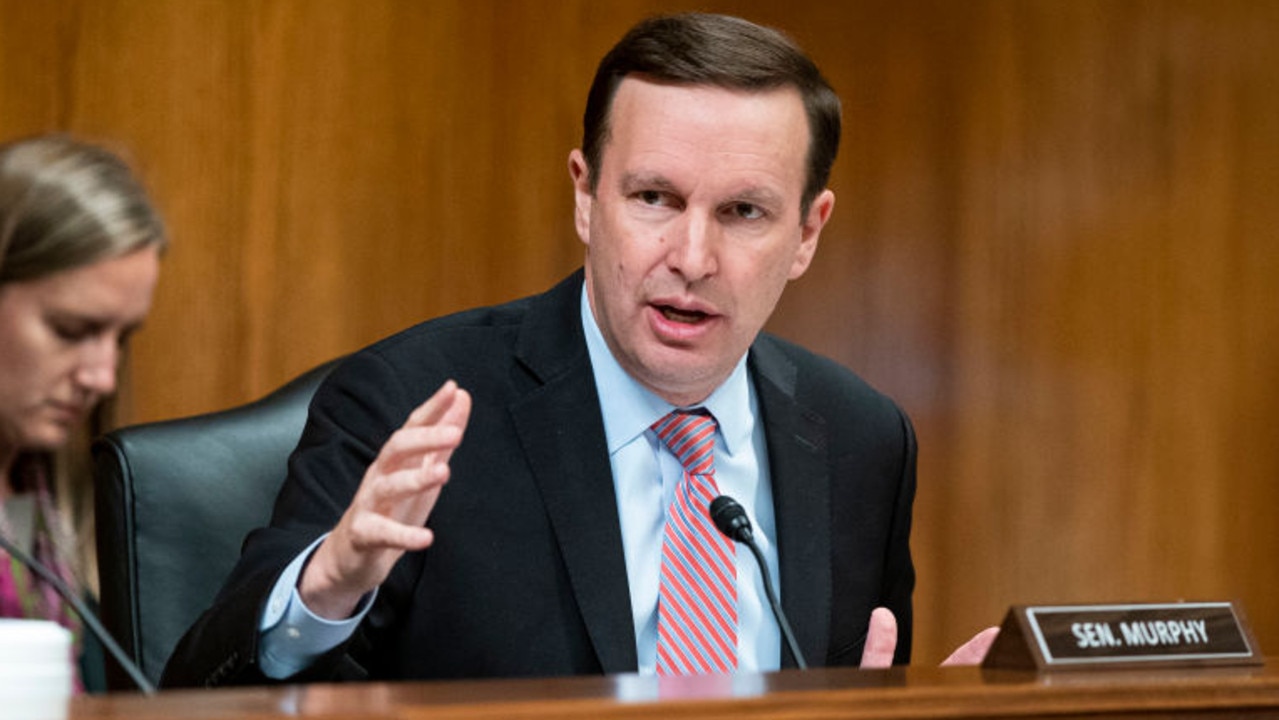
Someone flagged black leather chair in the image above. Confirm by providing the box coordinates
[92,359,339,690]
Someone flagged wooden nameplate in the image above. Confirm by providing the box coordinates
[981,601,1262,671]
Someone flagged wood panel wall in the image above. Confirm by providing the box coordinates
[3,0,1275,666]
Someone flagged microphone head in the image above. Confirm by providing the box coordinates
[709,495,753,543]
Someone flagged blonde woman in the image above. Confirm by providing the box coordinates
[0,135,166,691]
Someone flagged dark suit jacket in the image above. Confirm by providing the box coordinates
[162,270,916,687]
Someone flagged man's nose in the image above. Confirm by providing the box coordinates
[665,213,719,280]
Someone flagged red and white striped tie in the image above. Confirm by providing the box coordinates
[652,410,737,675]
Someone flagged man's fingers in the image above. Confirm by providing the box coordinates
[941,627,1001,666]
[404,380,472,430]
[387,384,471,471]
[403,380,457,426]
[375,424,465,474]
[363,462,450,506]
[430,387,472,465]
[859,606,898,669]
[346,511,436,553]
[439,387,472,430]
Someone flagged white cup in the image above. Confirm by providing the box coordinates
[0,618,72,720]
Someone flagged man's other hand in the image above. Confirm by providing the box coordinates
[941,625,1000,666]
[858,607,899,669]
[858,607,1001,669]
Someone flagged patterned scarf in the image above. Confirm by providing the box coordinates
[1,455,85,690]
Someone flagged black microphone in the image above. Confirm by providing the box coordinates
[709,495,808,670]
[0,531,156,694]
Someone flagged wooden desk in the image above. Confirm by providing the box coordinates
[68,659,1279,719]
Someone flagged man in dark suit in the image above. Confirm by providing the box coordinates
[164,13,974,687]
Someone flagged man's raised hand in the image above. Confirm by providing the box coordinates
[299,380,472,619]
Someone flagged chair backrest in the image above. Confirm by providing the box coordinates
[92,359,338,690]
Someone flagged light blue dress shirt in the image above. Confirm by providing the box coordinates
[258,289,782,676]
[580,289,781,674]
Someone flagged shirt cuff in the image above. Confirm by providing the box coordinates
[257,533,377,678]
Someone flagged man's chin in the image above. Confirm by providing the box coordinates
[636,355,731,406]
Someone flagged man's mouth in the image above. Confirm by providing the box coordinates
[658,305,709,324]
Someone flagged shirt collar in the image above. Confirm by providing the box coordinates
[581,286,754,457]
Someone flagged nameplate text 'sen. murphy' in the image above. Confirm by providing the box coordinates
[982,601,1261,671]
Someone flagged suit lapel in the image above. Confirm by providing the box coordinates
[750,337,832,668]
[508,273,638,673]
[502,276,833,673]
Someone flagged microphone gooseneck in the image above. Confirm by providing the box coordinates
[708,495,808,670]
[0,531,157,694]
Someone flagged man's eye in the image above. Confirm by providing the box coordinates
[728,202,765,220]
[638,190,665,206]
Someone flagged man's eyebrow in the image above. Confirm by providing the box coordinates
[618,172,678,194]
[727,186,785,208]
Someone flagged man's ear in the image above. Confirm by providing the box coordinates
[568,149,593,246]
[790,188,835,279]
